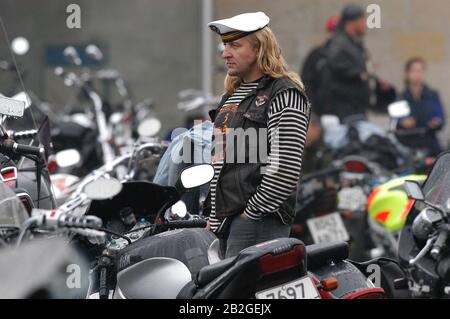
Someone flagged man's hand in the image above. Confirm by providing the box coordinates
[400,117,416,129]
[428,117,442,129]
[378,78,392,91]
[239,212,250,220]
[206,220,211,231]
[360,72,369,81]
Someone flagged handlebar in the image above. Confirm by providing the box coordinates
[166,218,207,229]
[7,129,38,140]
[431,227,449,260]
[301,165,343,183]
[0,139,44,157]
[394,127,433,137]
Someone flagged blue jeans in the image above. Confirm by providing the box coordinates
[221,214,291,259]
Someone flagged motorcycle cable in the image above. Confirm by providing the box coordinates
[96,227,132,245]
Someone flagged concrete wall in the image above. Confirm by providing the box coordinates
[0,0,202,134]
[1,0,450,143]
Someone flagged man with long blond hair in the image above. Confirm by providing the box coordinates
[205,12,311,258]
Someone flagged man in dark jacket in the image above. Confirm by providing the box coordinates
[301,16,340,116]
[320,4,370,122]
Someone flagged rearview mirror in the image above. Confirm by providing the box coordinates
[404,180,425,202]
[388,101,411,119]
[83,177,123,200]
[138,118,161,138]
[176,164,214,191]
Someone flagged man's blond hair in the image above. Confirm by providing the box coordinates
[224,27,304,95]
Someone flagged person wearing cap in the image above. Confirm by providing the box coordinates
[204,12,311,258]
[301,16,340,116]
[319,4,371,122]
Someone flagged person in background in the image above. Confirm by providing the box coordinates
[398,57,445,156]
[301,16,340,116]
[320,4,370,122]
[300,112,334,174]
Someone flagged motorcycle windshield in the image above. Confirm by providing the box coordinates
[0,181,29,227]
[399,151,450,266]
[416,152,450,209]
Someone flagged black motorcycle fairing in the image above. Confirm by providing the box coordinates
[16,170,55,210]
[350,257,411,299]
[51,119,101,172]
[398,151,450,294]
[86,181,179,224]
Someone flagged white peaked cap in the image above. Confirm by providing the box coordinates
[208,12,270,41]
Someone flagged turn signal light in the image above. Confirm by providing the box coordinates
[321,277,338,291]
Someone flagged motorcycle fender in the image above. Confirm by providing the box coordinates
[309,260,383,299]
[114,257,191,299]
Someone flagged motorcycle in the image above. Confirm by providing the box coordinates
[0,94,55,213]
[394,151,450,298]
[51,118,167,205]
[21,164,215,298]
[92,168,384,299]
[0,180,90,298]
[51,45,160,175]
[293,157,377,261]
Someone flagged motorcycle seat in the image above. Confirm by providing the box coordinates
[195,238,305,288]
[306,242,349,270]
[195,256,237,287]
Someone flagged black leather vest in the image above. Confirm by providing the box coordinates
[206,75,308,225]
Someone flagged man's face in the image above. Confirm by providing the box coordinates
[354,16,368,36]
[222,36,259,78]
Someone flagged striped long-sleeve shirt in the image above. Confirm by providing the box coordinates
[209,82,310,232]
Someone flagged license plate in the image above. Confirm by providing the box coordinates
[337,186,367,211]
[307,212,350,244]
[255,276,320,299]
